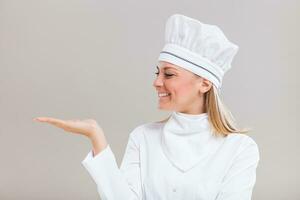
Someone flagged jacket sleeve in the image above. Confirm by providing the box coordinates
[81,126,143,200]
[215,137,260,200]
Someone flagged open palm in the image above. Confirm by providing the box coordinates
[33,117,103,138]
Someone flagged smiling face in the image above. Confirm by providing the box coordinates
[153,61,212,114]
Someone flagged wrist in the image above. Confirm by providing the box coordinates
[88,128,102,140]
[89,131,108,148]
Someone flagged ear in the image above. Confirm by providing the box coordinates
[199,78,212,93]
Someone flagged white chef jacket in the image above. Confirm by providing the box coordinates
[81,111,260,200]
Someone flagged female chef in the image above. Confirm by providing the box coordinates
[34,14,260,200]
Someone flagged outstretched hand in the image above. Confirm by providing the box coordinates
[33,117,104,139]
[33,116,108,155]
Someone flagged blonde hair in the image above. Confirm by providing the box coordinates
[156,85,251,137]
[206,85,251,137]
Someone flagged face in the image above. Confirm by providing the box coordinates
[152,61,212,114]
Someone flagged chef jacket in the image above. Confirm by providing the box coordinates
[81,111,260,200]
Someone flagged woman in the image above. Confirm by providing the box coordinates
[34,14,260,200]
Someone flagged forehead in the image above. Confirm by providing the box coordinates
[157,62,180,71]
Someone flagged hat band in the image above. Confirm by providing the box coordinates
[158,44,223,88]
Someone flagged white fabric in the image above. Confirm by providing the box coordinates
[81,111,260,200]
[161,111,224,172]
[158,14,239,89]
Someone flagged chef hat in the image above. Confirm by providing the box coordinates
[158,14,239,89]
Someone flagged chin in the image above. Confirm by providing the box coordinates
[158,104,173,111]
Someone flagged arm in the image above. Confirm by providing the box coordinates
[81,126,143,200]
[215,137,260,200]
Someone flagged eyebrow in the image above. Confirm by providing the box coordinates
[156,66,178,71]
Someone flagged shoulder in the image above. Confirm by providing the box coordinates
[130,121,162,133]
[225,133,258,147]
[225,133,260,161]
[128,121,164,141]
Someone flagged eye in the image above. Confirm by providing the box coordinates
[154,72,174,77]
[165,73,174,77]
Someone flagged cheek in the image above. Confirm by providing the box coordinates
[173,82,195,97]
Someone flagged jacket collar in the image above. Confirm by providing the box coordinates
[161,111,220,172]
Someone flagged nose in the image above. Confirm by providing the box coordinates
[153,73,164,88]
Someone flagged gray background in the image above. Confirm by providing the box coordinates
[1,0,299,199]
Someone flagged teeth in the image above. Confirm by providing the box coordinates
[158,93,170,97]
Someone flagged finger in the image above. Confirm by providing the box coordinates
[33,117,49,122]
[34,117,66,126]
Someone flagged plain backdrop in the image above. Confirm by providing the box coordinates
[1,0,299,199]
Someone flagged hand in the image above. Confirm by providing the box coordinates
[33,117,104,139]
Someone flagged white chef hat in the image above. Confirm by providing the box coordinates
[158,14,239,89]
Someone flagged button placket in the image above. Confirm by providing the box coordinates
[170,171,183,195]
